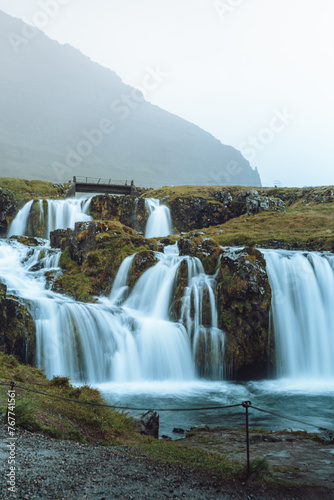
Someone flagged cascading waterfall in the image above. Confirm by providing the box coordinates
[8,197,92,238]
[46,198,92,235]
[4,196,334,389]
[8,200,34,237]
[263,249,334,379]
[1,198,223,383]
[181,259,224,379]
[145,198,173,238]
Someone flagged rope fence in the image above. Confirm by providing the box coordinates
[1,380,332,476]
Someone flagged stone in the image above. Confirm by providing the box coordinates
[0,188,17,234]
[217,246,273,380]
[134,410,159,439]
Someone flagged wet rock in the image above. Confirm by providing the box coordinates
[10,235,41,247]
[217,246,273,380]
[0,187,17,234]
[90,195,148,233]
[178,234,221,274]
[173,428,185,434]
[0,285,36,365]
[317,430,334,444]
[50,221,158,301]
[128,251,158,289]
[134,410,159,439]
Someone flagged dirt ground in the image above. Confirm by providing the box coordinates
[1,415,334,499]
[181,426,334,489]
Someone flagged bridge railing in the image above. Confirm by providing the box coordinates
[73,176,131,186]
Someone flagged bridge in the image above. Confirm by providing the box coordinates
[67,176,138,196]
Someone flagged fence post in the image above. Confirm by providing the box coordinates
[242,400,252,476]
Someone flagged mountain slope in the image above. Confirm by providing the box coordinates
[0,11,261,188]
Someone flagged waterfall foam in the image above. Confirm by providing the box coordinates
[263,249,334,379]
[8,200,34,237]
[8,197,92,238]
[144,199,172,238]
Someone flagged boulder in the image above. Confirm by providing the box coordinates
[134,410,159,439]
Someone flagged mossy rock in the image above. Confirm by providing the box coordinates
[52,220,158,301]
[178,234,221,274]
[90,195,148,233]
[0,291,36,366]
[217,246,274,380]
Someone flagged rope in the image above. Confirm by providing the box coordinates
[0,382,242,412]
[1,381,332,431]
[251,405,332,432]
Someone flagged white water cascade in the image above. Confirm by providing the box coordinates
[4,197,334,387]
[8,200,34,237]
[263,249,334,379]
[1,198,223,383]
[8,197,92,238]
[144,199,173,238]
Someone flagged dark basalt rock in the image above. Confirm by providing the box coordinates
[165,190,285,233]
[216,246,274,380]
[134,410,159,439]
[0,282,36,365]
[0,188,17,234]
[90,195,148,233]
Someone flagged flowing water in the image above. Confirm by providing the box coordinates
[1,197,333,436]
[145,198,173,238]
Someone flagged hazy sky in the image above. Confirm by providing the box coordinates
[1,0,333,187]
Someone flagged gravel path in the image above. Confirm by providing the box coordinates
[1,415,332,499]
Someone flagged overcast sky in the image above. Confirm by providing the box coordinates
[1,0,333,187]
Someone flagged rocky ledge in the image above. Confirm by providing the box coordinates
[0,187,17,234]
[0,282,36,365]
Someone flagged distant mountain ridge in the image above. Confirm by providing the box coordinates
[0,11,261,188]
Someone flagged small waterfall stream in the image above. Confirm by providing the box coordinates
[145,199,173,238]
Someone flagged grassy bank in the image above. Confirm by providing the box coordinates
[144,185,334,251]
[0,352,137,445]
[0,177,68,207]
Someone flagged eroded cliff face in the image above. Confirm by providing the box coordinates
[170,234,273,380]
[90,195,148,233]
[0,188,17,234]
[50,220,158,301]
[0,282,36,365]
[217,247,273,380]
[165,189,285,233]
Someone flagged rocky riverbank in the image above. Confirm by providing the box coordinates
[1,414,333,499]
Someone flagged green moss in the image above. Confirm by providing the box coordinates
[0,177,68,207]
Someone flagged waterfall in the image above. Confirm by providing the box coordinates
[109,253,136,305]
[8,200,34,237]
[8,197,92,238]
[263,249,334,379]
[144,199,172,238]
[46,198,92,235]
[181,259,224,379]
[8,196,334,385]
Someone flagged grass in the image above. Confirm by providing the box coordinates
[0,352,138,445]
[202,209,334,251]
[142,184,334,251]
[0,177,69,207]
[134,438,246,478]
